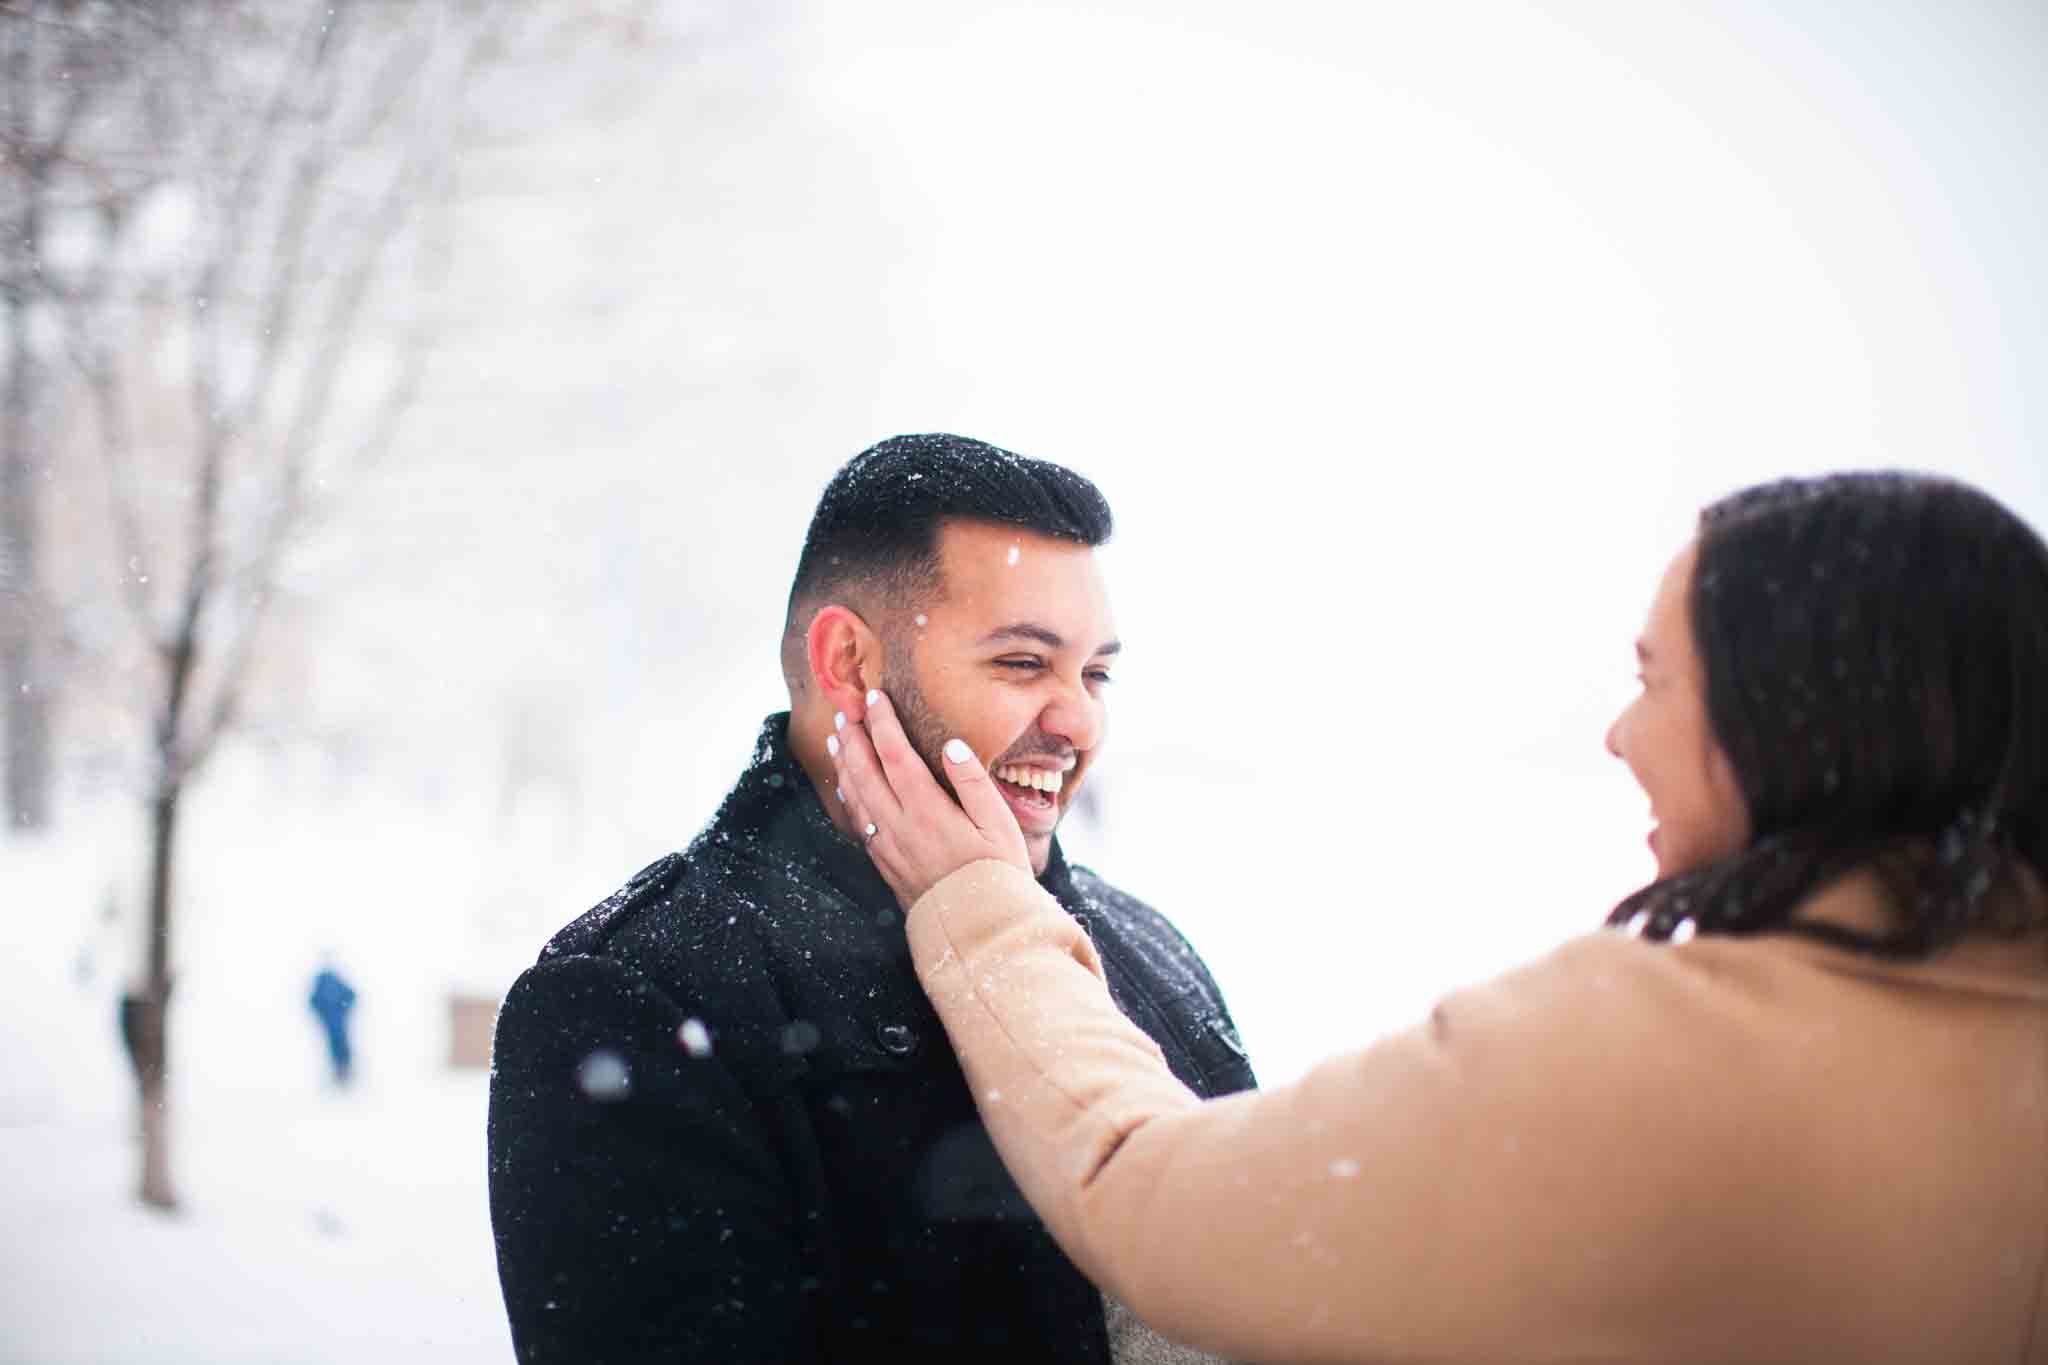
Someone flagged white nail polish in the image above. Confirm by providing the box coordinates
[826,735,840,758]
[866,689,881,706]
[835,786,845,803]
[834,711,845,731]
[944,739,972,764]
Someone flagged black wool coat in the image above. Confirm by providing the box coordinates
[487,714,1256,1363]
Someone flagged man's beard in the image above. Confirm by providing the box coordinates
[879,654,959,799]
[880,642,1074,824]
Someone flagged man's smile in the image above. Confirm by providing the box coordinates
[989,754,1078,834]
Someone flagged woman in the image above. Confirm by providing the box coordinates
[830,472,2048,1364]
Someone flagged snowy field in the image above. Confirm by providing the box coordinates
[0,793,521,1364]
[0,1076,504,1365]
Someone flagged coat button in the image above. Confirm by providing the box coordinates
[874,1022,920,1057]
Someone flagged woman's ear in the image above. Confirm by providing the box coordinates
[806,605,882,719]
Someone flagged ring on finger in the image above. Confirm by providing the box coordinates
[863,822,878,844]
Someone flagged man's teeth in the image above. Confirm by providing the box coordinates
[993,765,1064,793]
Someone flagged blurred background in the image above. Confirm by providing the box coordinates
[2,0,2042,1359]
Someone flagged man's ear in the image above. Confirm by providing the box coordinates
[805,605,882,717]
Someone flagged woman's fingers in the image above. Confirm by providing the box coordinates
[940,738,1030,867]
[832,703,905,829]
[862,693,1023,869]
[830,711,900,900]
[830,688,1030,902]
[863,690,950,816]
[828,713,861,817]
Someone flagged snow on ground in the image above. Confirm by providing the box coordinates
[0,1076,504,1365]
[0,781,530,1365]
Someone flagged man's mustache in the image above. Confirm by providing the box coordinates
[992,741,1078,767]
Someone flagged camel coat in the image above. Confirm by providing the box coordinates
[908,861,2048,1364]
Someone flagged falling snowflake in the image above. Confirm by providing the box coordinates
[677,1018,713,1058]
[577,1050,631,1102]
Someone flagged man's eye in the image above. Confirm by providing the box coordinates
[1086,670,1114,686]
[995,658,1045,672]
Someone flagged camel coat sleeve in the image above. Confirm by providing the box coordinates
[906,862,2048,1364]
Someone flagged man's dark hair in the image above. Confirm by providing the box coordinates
[1609,471,2048,957]
[782,434,1113,686]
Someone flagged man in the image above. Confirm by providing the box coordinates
[487,433,1255,1362]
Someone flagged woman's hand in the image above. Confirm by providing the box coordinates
[829,689,1031,908]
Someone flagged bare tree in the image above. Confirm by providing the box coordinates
[33,0,501,1210]
[11,0,752,1211]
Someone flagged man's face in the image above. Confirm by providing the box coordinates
[880,520,1118,875]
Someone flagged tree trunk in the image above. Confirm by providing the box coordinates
[0,281,51,834]
[0,578,53,833]
[1,0,54,835]
[138,1070,174,1209]
[121,988,176,1210]
[122,786,182,1210]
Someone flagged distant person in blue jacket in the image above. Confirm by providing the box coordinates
[309,964,357,1087]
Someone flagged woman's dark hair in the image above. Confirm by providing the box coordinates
[1608,471,2048,957]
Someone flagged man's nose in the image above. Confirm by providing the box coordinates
[1038,681,1105,754]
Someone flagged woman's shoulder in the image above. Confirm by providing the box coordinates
[1414,910,2045,1122]
[1403,927,1850,1112]
[1436,926,1783,1033]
